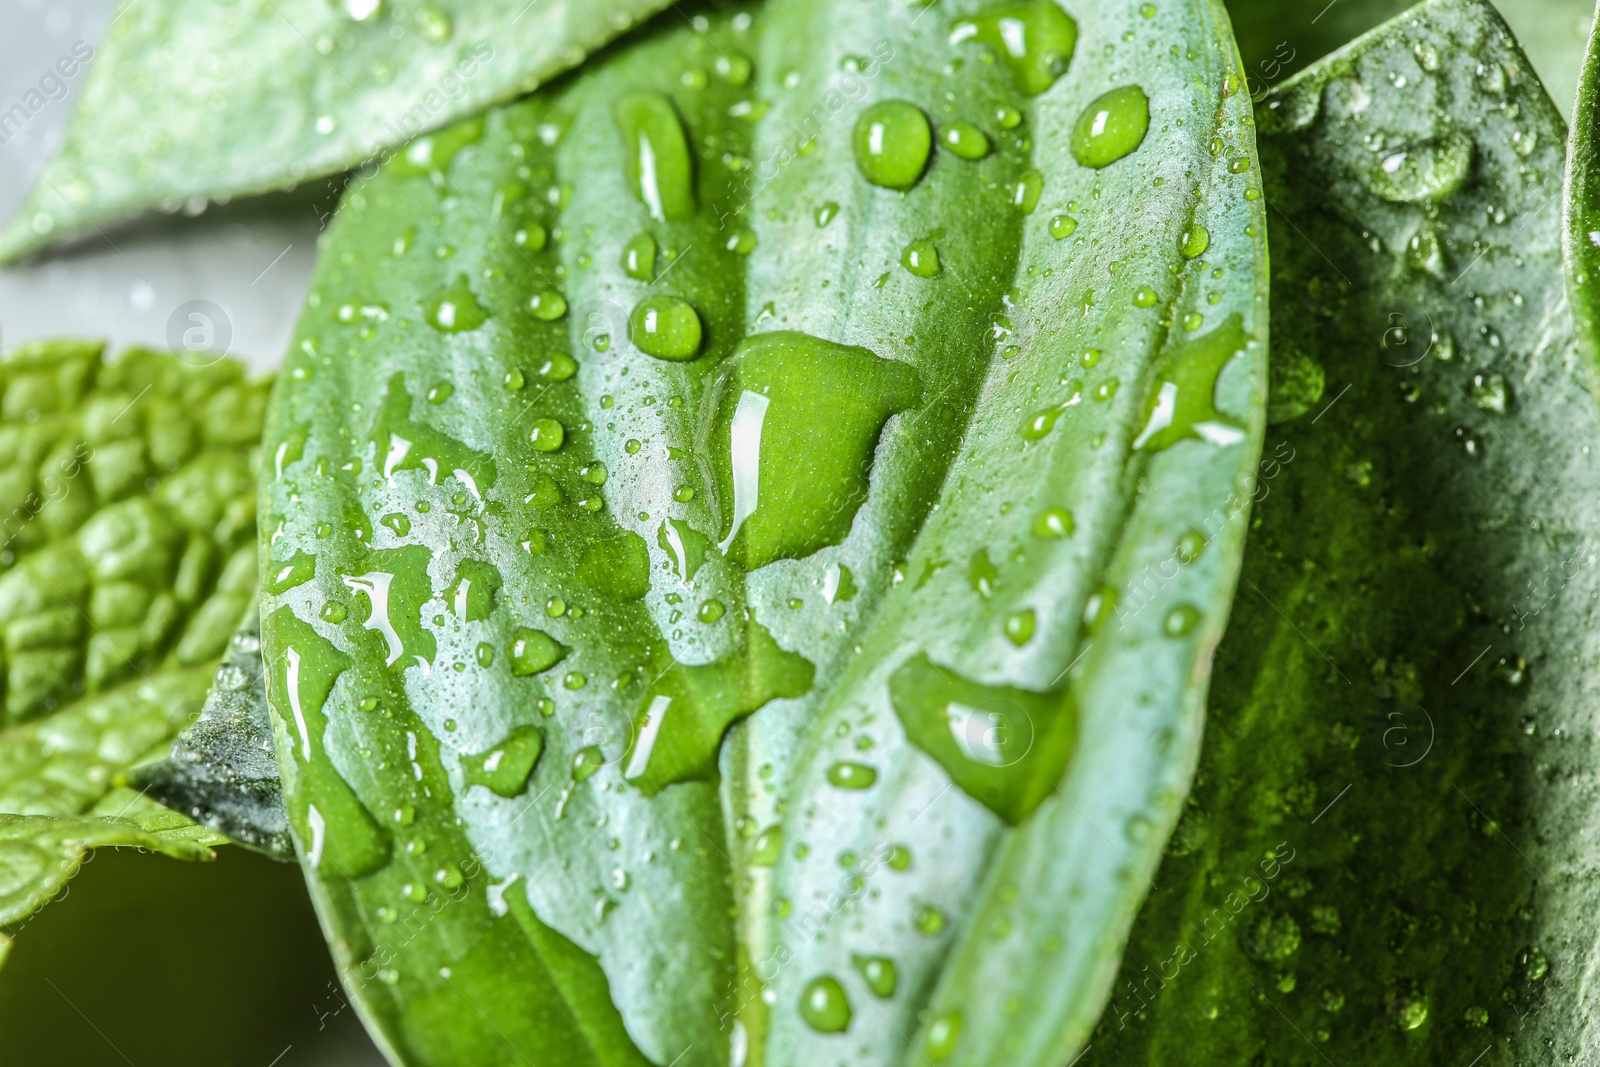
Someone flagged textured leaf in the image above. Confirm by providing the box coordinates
[260,1,1268,1065]
[1226,0,1592,118]
[1100,1,1600,1060]
[0,0,677,263]
[0,813,213,927]
[0,340,265,930]
[134,610,296,859]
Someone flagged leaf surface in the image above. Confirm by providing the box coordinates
[0,0,677,262]
[1099,1,1600,1060]
[1225,0,1592,118]
[1567,0,1600,356]
[0,340,265,931]
[260,2,1269,1065]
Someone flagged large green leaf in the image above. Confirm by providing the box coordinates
[260,1,1268,1064]
[1100,0,1600,1060]
[0,0,676,263]
[0,340,264,933]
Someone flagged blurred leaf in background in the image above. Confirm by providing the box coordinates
[1226,0,1593,115]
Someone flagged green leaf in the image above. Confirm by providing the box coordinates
[0,340,265,930]
[0,0,678,263]
[1225,0,1592,118]
[1567,0,1600,356]
[0,814,213,927]
[1100,0,1600,1059]
[133,610,296,860]
[260,1,1268,1064]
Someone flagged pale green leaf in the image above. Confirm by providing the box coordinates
[0,0,676,262]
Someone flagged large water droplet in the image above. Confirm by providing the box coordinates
[508,627,568,675]
[1071,85,1150,169]
[1364,132,1473,204]
[940,121,990,160]
[853,101,932,191]
[889,654,1075,823]
[1132,315,1248,451]
[924,1011,962,1061]
[622,232,657,280]
[630,296,703,361]
[901,238,941,277]
[463,725,544,797]
[949,0,1078,95]
[622,623,813,792]
[799,976,852,1032]
[425,275,489,333]
[711,332,920,568]
[615,92,696,221]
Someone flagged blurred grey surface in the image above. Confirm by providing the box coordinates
[0,0,318,374]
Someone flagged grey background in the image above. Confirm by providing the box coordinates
[0,0,319,374]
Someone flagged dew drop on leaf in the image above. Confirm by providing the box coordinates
[853,100,933,190]
[1071,85,1151,169]
[799,975,852,1032]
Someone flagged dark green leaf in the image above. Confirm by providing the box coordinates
[0,0,675,263]
[1101,1,1600,1060]
[260,1,1268,1064]
[133,609,296,860]
[1225,0,1592,118]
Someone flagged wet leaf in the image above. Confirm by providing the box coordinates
[1101,1,1600,1060]
[261,1,1268,1065]
[133,611,296,860]
[0,0,674,262]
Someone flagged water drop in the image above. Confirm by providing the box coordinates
[901,238,941,277]
[827,761,878,789]
[852,955,898,998]
[1163,603,1201,636]
[949,0,1079,95]
[940,122,990,159]
[529,418,565,452]
[1365,132,1473,204]
[572,746,604,781]
[1004,609,1036,646]
[799,976,852,1033]
[750,825,784,866]
[425,275,489,333]
[463,725,545,797]
[630,296,703,361]
[1071,86,1150,169]
[529,290,568,321]
[615,92,696,221]
[853,101,932,190]
[509,627,567,675]
[925,1011,962,1061]
[622,233,657,279]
